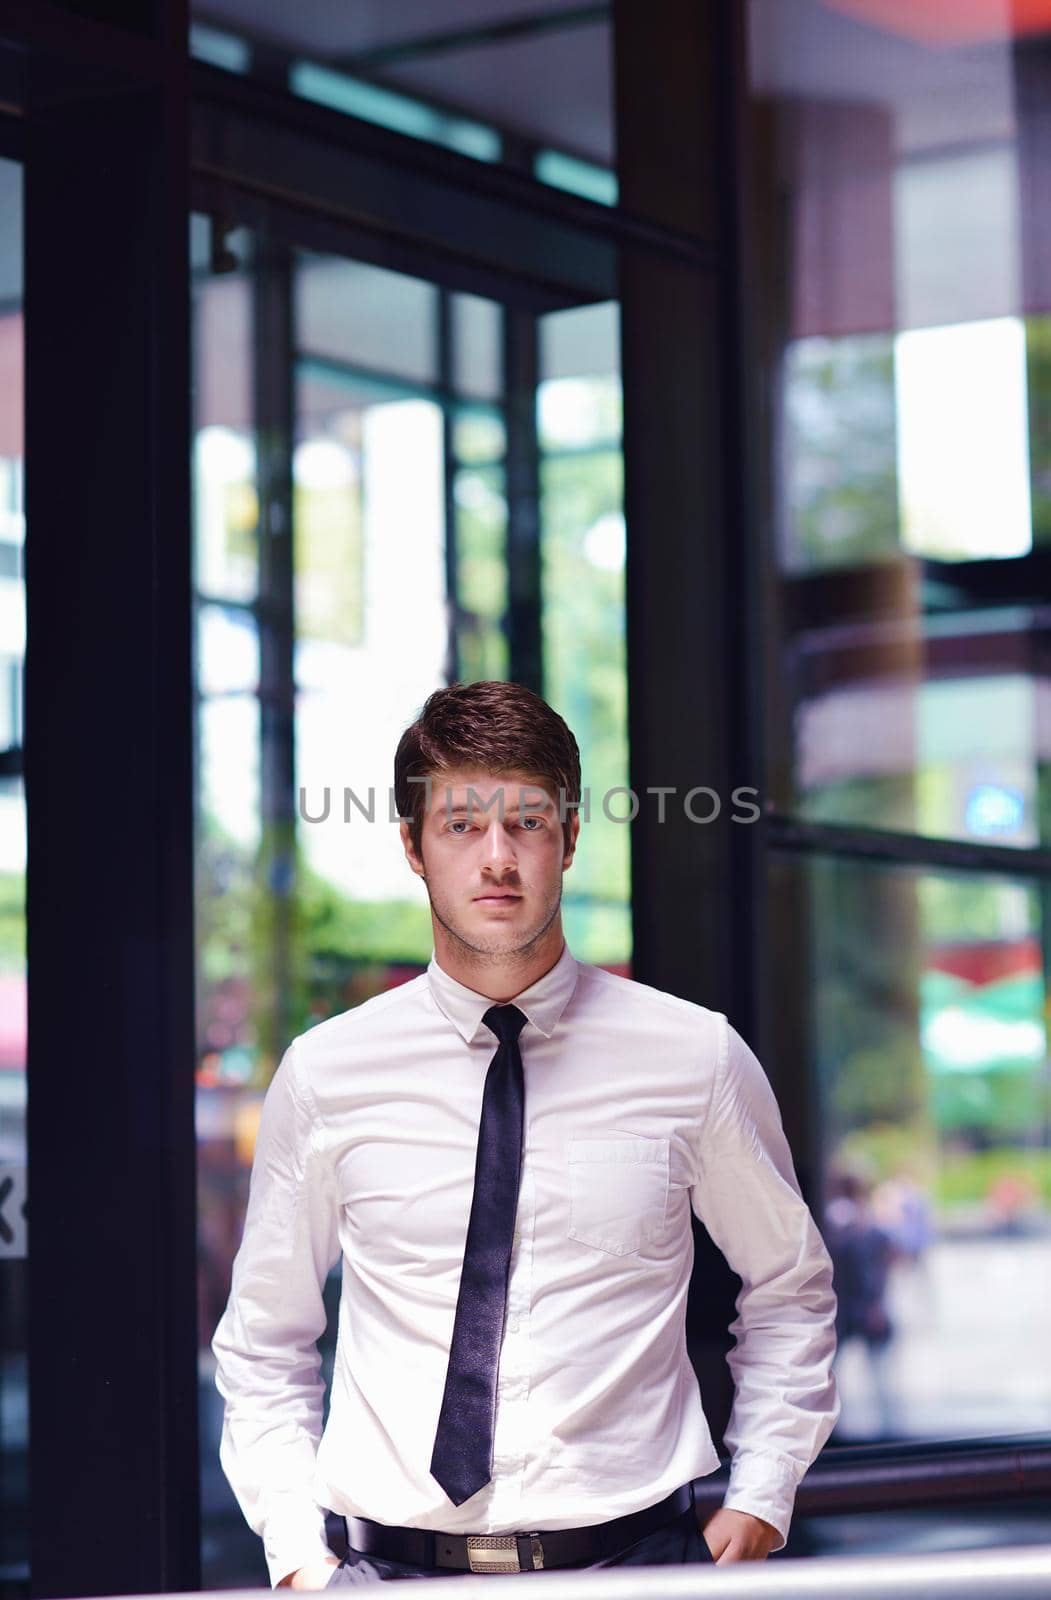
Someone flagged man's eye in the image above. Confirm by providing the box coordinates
[520,817,543,830]
[449,820,472,833]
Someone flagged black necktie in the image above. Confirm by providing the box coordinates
[430,1002,527,1506]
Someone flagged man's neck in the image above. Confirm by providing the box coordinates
[432,921,566,1003]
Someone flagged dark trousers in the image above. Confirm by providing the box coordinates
[326,1505,715,1584]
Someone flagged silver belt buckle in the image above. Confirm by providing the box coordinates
[465,1535,521,1574]
[464,1534,545,1573]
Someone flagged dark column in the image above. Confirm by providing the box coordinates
[613,0,759,1025]
[24,8,199,1595]
[503,307,542,694]
[612,0,761,1449]
[437,288,461,685]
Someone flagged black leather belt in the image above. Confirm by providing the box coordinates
[344,1482,695,1574]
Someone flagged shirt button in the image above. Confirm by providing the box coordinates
[508,1317,520,1333]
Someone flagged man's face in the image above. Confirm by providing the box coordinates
[400,768,578,958]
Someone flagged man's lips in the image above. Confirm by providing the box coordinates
[474,892,522,902]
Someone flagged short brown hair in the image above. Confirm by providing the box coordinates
[394,680,581,856]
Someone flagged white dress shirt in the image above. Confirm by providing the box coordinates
[212,941,840,1585]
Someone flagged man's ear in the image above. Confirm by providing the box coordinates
[562,809,580,870]
[400,818,426,879]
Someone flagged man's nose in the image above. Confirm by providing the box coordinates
[483,820,518,870]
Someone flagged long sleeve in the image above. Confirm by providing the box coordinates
[690,1014,840,1551]
[211,1037,342,1587]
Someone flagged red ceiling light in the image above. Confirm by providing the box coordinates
[825,0,1051,46]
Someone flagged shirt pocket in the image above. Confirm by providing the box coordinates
[567,1136,670,1256]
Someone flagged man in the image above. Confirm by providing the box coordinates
[212,680,840,1586]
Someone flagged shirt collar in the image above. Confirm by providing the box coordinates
[426,939,578,1045]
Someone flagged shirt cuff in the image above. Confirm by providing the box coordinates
[720,1450,802,1553]
[263,1504,335,1589]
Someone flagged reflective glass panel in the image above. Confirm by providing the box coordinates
[449,293,502,403]
[768,849,1051,1446]
[539,299,629,969]
[749,1,1051,846]
[193,224,272,1589]
[453,454,508,686]
[294,367,445,1012]
[296,256,438,388]
[195,224,626,1583]
[193,261,258,604]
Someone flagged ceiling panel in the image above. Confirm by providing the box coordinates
[381,22,612,164]
[195,0,602,65]
[195,1,613,166]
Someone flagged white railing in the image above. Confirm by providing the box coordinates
[110,1542,1051,1600]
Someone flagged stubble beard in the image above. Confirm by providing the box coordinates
[424,876,564,968]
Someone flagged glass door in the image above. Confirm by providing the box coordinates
[190,217,627,1587]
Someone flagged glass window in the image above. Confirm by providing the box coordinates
[767,849,1051,1445]
[193,264,258,605]
[750,8,1051,1550]
[192,237,266,1092]
[291,259,516,1029]
[296,256,438,388]
[190,5,615,204]
[293,407,365,652]
[195,233,533,1586]
[748,0,1051,848]
[293,372,446,1001]
[0,153,26,1594]
[452,451,508,686]
[539,298,629,970]
[449,293,502,403]
[192,190,632,1574]
[193,224,272,1589]
[786,639,1051,846]
[450,377,507,689]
